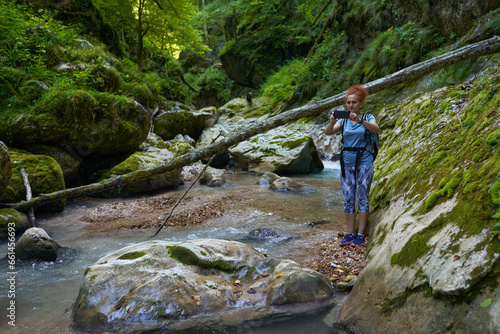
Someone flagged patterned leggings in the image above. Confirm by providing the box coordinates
[341,164,374,214]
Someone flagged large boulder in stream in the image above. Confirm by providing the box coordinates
[73,239,334,333]
[0,142,11,202]
[229,127,324,174]
[99,133,193,197]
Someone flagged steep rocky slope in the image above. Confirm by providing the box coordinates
[338,54,500,333]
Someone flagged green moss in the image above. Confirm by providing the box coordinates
[281,137,307,150]
[472,149,489,163]
[166,245,235,273]
[463,181,480,195]
[84,268,91,277]
[5,150,65,204]
[118,251,147,260]
[380,285,432,317]
[391,216,447,267]
[438,177,449,188]
[488,176,500,207]
[427,151,448,166]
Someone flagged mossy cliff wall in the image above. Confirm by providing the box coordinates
[339,55,500,333]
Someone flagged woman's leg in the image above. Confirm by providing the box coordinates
[356,164,374,234]
[342,166,357,233]
[345,213,356,233]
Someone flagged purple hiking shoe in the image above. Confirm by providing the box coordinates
[339,233,356,246]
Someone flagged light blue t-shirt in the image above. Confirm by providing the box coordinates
[339,114,376,167]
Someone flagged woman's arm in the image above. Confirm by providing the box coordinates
[351,113,380,133]
[360,121,379,133]
[325,111,342,135]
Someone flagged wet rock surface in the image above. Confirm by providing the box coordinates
[73,239,335,333]
[15,227,60,261]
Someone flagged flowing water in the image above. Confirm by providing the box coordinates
[0,161,352,334]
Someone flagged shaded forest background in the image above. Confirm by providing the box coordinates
[1,0,498,119]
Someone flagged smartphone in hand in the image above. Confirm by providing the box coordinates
[334,110,350,119]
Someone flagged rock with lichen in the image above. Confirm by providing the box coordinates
[338,52,500,333]
[229,128,324,174]
[73,239,334,333]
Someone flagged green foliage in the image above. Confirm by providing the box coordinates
[205,0,318,86]
[352,22,445,81]
[189,64,232,103]
[261,58,305,107]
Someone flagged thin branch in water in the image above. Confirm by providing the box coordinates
[151,154,217,238]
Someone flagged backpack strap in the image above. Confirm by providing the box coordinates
[340,119,346,178]
[340,114,370,179]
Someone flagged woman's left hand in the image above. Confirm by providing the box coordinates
[350,112,361,123]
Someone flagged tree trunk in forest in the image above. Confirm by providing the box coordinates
[2,37,499,211]
[137,0,145,70]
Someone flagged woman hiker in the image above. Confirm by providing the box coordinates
[325,84,379,246]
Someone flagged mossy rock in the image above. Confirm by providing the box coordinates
[99,134,193,197]
[0,208,30,239]
[153,108,217,141]
[23,144,80,187]
[4,149,66,212]
[0,90,150,158]
[87,64,121,93]
[0,142,11,202]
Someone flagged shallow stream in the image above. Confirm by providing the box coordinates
[1,161,352,333]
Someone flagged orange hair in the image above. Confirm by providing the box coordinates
[345,84,369,104]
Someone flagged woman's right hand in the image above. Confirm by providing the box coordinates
[330,110,338,124]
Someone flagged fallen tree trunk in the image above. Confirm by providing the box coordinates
[2,37,499,211]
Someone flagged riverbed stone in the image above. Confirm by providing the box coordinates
[199,166,226,187]
[256,172,281,185]
[73,239,334,333]
[15,227,60,261]
[269,177,303,191]
[0,142,11,202]
[0,208,30,240]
